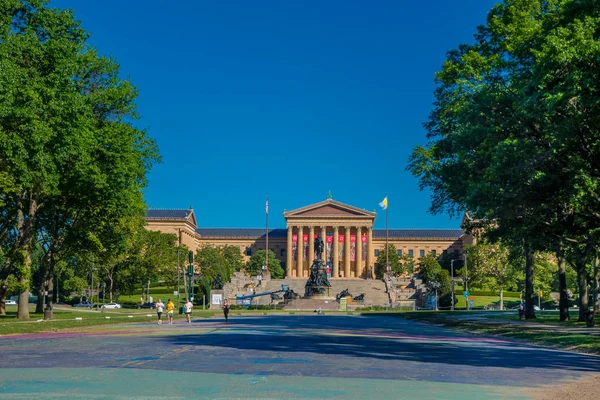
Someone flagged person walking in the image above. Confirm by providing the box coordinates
[222,299,230,323]
[166,299,175,326]
[184,298,193,324]
[155,298,165,325]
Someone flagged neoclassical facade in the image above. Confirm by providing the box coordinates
[145,198,466,279]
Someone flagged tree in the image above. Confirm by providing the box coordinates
[222,245,244,273]
[0,1,159,318]
[374,244,403,279]
[246,250,284,279]
[465,241,518,310]
[418,254,452,308]
[407,0,600,320]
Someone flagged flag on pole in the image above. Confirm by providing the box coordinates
[379,196,388,210]
[266,199,268,214]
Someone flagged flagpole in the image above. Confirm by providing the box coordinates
[386,197,389,279]
[265,193,269,273]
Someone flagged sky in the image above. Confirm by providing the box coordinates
[51,0,498,230]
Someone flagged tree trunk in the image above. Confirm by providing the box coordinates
[0,282,7,316]
[556,241,569,322]
[17,247,32,319]
[577,266,588,322]
[499,288,504,311]
[35,288,44,314]
[108,271,114,303]
[524,242,536,319]
[594,254,599,315]
[46,268,54,319]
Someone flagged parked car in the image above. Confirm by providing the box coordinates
[5,299,17,305]
[101,303,121,309]
[137,302,155,309]
[73,302,93,308]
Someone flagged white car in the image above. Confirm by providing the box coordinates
[101,303,121,309]
[5,299,17,305]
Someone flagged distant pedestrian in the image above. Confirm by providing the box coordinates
[184,298,193,324]
[222,299,230,323]
[155,298,165,325]
[166,299,175,325]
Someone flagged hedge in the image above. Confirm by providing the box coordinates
[454,289,520,297]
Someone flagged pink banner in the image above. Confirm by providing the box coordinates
[350,235,356,261]
[326,235,333,262]
[303,234,308,259]
[338,235,344,258]
[362,234,367,259]
[292,234,298,261]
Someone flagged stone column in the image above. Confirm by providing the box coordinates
[321,226,327,260]
[286,227,293,278]
[333,226,339,279]
[367,227,373,278]
[308,226,315,266]
[297,226,304,278]
[356,226,362,278]
[344,226,351,278]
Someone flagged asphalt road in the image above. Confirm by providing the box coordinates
[0,315,598,399]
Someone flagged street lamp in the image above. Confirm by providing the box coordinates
[464,251,469,310]
[451,259,455,311]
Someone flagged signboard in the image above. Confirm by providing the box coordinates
[339,297,347,312]
[469,299,474,308]
[463,291,470,299]
[211,294,223,305]
[236,298,251,306]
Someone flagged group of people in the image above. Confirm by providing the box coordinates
[153,298,231,325]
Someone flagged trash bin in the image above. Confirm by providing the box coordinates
[585,311,595,328]
[43,307,52,320]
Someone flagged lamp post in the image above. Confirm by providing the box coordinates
[91,264,96,307]
[451,260,455,311]
[464,251,469,310]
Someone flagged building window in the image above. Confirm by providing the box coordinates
[374,249,380,256]
[431,250,437,256]
[281,249,286,257]
[281,262,286,270]
[420,249,425,257]
[245,247,252,256]
[408,249,414,257]
[397,249,402,256]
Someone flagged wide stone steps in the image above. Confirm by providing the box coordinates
[262,279,391,306]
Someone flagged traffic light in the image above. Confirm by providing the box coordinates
[188,251,193,265]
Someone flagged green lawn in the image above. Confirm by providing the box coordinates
[0,305,218,335]
[399,311,600,354]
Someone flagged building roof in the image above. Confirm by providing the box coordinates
[195,228,463,240]
[284,198,376,219]
[373,229,463,240]
[146,209,198,227]
[196,228,288,238]
[146,209,191,219]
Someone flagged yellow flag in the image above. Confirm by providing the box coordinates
[379,196,388,210]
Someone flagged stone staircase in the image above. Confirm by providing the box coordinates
[223,273,424,309]
[261,278,390,307]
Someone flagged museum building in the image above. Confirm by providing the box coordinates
[145,198,467,279]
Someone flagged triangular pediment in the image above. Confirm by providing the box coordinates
[284,199,376,219]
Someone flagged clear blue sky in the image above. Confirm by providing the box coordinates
[52,0,497,230]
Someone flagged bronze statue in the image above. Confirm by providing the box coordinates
[314,234,324,260]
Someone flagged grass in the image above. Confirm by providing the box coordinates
[0,305,218,335]
[399,310,600,354]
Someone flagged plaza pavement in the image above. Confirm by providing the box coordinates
[0,315,599,399]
